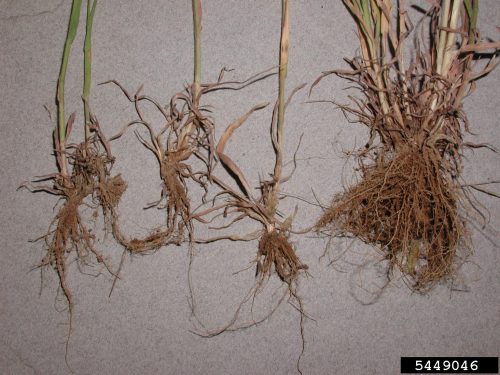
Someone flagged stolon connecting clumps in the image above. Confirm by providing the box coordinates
[19,0,127,357]
[313,0,499,290]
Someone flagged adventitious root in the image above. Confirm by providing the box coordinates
[257,229,308,285]
[317,146,467,290]
[192,229,308,333]
[24,126,126,313]
[191,226,309,374]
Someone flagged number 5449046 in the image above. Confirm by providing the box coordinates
[415,359,478,371]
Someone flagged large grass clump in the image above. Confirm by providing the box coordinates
[314,0,499,290]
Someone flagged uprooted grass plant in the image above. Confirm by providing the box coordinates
[191,1,309,372]
[19,0,127,359]
[106,0,274,254]
[313,0,499,290]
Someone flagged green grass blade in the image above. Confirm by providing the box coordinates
[464,0,478,43]
[56,0,83,175]
[83,0,97,141]
[359,0,373,35]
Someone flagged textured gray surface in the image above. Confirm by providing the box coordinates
[1,1,499,374]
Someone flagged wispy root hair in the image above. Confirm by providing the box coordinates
[313,0,499,291]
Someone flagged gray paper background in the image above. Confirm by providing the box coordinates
[1,1,499,374]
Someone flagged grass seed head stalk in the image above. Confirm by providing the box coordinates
[192,0,202,94]
[436,0,451,75]
[442,0,462,75]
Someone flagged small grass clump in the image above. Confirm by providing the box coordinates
[192,1,309,371]
[314,0,499,290]
[107,0,273,253]
[20,0,126,357]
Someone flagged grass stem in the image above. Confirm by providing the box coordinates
[274,0,289,183]
[436,0,451,75]
[442,0,461,76]
[56,0,83,176]
[179,0,202,150]
[192,0,202,97]
[83,0,97,142]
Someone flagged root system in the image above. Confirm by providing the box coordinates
[318,145,466,289]
[105,0,275,253]
[22,119,126,340]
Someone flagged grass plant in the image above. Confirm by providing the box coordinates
[313,0,499,290]
[191,1,309,371]
[106,0,274,253]
[20,0,127,362]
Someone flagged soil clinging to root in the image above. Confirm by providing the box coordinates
[317,144,467,290]
[257,229,308,285]
[26,131,127,317]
